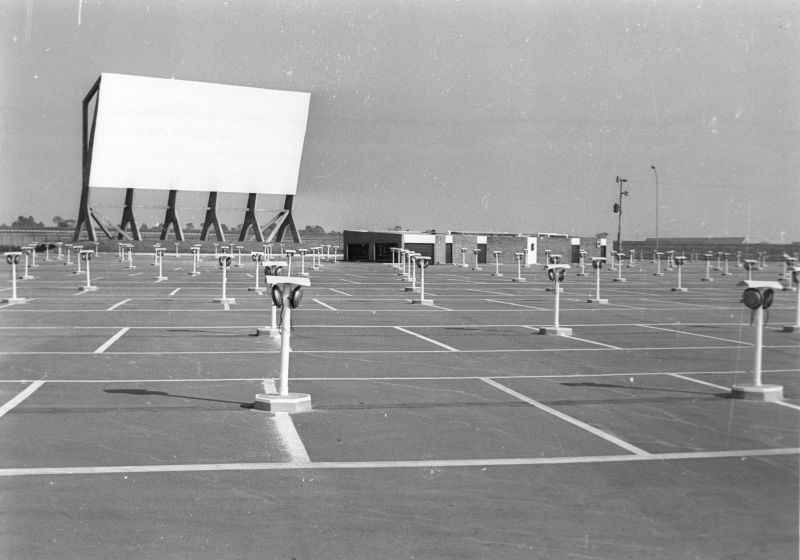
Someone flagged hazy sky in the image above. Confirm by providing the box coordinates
[2,0,798,241]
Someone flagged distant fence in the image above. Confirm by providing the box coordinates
[0,228,343,252]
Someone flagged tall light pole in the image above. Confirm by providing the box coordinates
[650,165,659,252]
[613,176,629,254]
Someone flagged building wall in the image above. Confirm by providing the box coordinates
[449,233,479,266]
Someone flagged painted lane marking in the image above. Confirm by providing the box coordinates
[0,380,45,419]
[169,288,181,296]
[393,326,459,352]
[467,288,516,297]
[564,335,623,351]
[430,304,453,311]
[670,373,800,412]
[154,278,166,284]
[93,327,130,354]
[312,298,337,311]
[273,413,311,463]
[106,299,131,312]
[129,272,142,277]
[481,377,650,456]
[485,299,547,311]
[668,373,729,391]
[329,288,352,297]
[0,448,795,477]
[262,380,311,464]
[340,279,360,284]
[638,324,751,346]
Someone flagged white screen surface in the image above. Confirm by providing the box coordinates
[89,73,310,195]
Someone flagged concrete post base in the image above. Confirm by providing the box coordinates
[671,287,688,292]
[613,277,627,282]
[20,275,35,280]
[79,285,98,292]
[411,298,434,306]
[576,272,586,277]
[512,277,527,283]
[188,271,201,276]
[404,286,420,292]
[587,298,608,304]
[731,384,784,402]
[253,392,312,413]
[256,327,281,338]
[248,287,266,294]
[492,272,504,277]
[460,264,469,268]
[782,325,800,333]
[300,272,309,277]
[545,287,564,293]
[721,272,732,276]
[538,326,573,336]
[1,297,27,304]
[154,276,168,281]
[701,277,713,282]
[653,272,664,276]
[472,267,483,272]
[213,297,237,304]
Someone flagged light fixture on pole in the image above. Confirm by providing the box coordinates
[613,176,629,254]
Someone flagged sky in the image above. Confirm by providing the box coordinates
[1,0,798,242]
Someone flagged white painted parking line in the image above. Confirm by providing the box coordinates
[1,448,795,477]
[93,327,130,354]
[430,303,453,311]
[261,379,311,463]
[273,412,311,462]
[485,299,547,311]
[467,288,515,297]
[394,326,459,352]
[0,380,45,419]
[340,279,360,284]
[670,373,800,412]
[313,298,337,311]
[106,299,131,311]
[669,373,728,391]
[129,272,142,277]
[564,335,622,351]
[481,377,650,456]
[638,324,751,346]
[169,288,181,296]
[329,288,352,297]
[154,278,166,284]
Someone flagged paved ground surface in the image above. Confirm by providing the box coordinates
[0,250,798,559]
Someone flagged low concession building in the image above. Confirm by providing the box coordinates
[343,229,608,265]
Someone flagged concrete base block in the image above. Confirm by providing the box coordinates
[545,287,564,293]
[512,277,527,283]
[72,270,82,275]
[154,276,168,281]
[213,297,237,304]
[460,264,469,268]
[701,277,713,282]
[248,287,266,294]
[538,326,573,336]
[612,277,627,282]
[721,272,732,277]
[20,275,35,280]
[1,297,27,304]
[300,272,309,277]
[731,384,784,402]
[404,285,420,292]
[79,285,98,292]
[587,298,608,304]
[653,272,664,276]
[256,326,281,338]
[492,272,504,277]
[411,298,434,306]
[576,272,586,277]
[472,267,483,272]
[188,271,201,276]
[671,287,688,292]
[782,325,800,333]
[253,392,312,413]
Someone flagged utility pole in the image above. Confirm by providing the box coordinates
[650,165,659,252]
[613,176,629,254]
